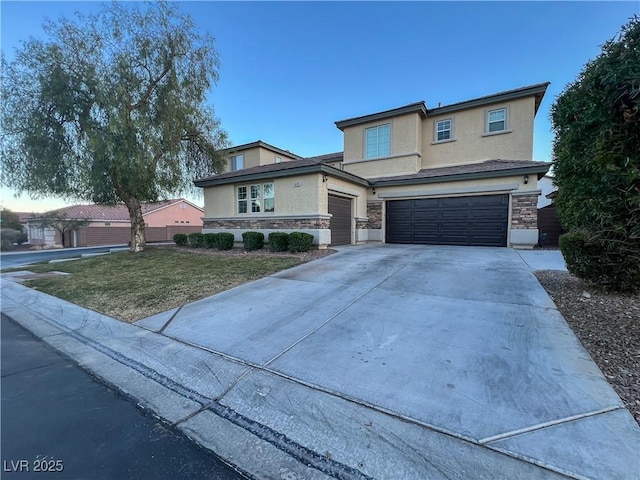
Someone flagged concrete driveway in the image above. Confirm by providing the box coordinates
[2,244,638,479]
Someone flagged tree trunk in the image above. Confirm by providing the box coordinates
[124,198,146,252]
[58,228,67,248]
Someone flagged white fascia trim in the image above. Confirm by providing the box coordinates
[327,183,362,197]
[203,214,331,221]
[342,151,422,166]
[378,183,520,199]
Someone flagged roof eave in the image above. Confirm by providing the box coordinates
[371,164,551,187]
[427,82,550,117]
[194,164,369,188]
[335,103,427,130]
[224,140,303,159]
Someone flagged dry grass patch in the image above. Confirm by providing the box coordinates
[19,247,308,322]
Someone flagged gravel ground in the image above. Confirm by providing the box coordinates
[535,270,640,425]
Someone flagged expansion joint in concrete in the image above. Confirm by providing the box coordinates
[159,306,183,334]
[479,405,624,444]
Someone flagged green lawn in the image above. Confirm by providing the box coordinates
[17,247,304,323]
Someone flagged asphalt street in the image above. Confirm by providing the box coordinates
[0,246,127,269]
[1,314,247,480]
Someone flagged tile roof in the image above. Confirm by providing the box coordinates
[225,140,303,159]
[427,82,550,116]
[39,199,199,221]
[335,102,427,130]
[194,154,549,190]
[194,152,344,184]
[371,159,551,184]
[13,212,36,223]
[335,82,550,129]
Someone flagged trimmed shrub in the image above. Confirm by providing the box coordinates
[1,228,21,250]
[268,232,290,252]
[173,233,188,247]
[559,231,640,293]
[204,233,218,249]
[288,231,314,253]
[242,231,264,251]
[16,231,28,245]
[188,232,204,248]
[216,232,234,250]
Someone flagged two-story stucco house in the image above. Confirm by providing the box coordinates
[194,83,551,249]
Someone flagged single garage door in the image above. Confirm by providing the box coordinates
[386,195,508,247]
[328,194,352,245]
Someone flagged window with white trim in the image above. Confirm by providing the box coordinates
[487,108,507,133]
[237,183,274,214]
[435,119,452,141]
[231,154,244,171]
[237,186,247,213]
[275,156,282,163]
[365,124,391,159]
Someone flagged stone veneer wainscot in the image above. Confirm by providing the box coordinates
[510,194,538,229]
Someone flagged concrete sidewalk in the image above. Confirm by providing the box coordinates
[1,245,638,479]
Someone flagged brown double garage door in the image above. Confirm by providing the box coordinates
[386,194,509,247]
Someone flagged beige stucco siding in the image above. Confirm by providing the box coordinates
[258,147,297,165]
[241,148,262,169]
[203,184,236,217]
[342,112,422,167]
[222,146,298,173]
[422,97,535,168]
[369,175,537,202]
[203,174,323,218]
[343,154,421,179]
[325,176,368,218]
[221,148,261,173]
[274,174,322,215]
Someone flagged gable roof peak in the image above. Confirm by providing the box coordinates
[335,101,427,130]
[226,140,303,159]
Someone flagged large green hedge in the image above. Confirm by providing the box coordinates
[551,17,640,292]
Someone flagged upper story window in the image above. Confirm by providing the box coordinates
[487,108,507,133]
[275,156,282,163]
[365,124,390,159]
[237,183,274,214]
[231,154,244,171]
[435,119,453,142]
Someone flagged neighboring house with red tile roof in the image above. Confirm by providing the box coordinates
[28,199,203,247]
[195,83,551,249]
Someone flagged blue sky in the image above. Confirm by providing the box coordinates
[1,1,638,212]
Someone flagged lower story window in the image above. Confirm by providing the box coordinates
[238,183,274,213]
